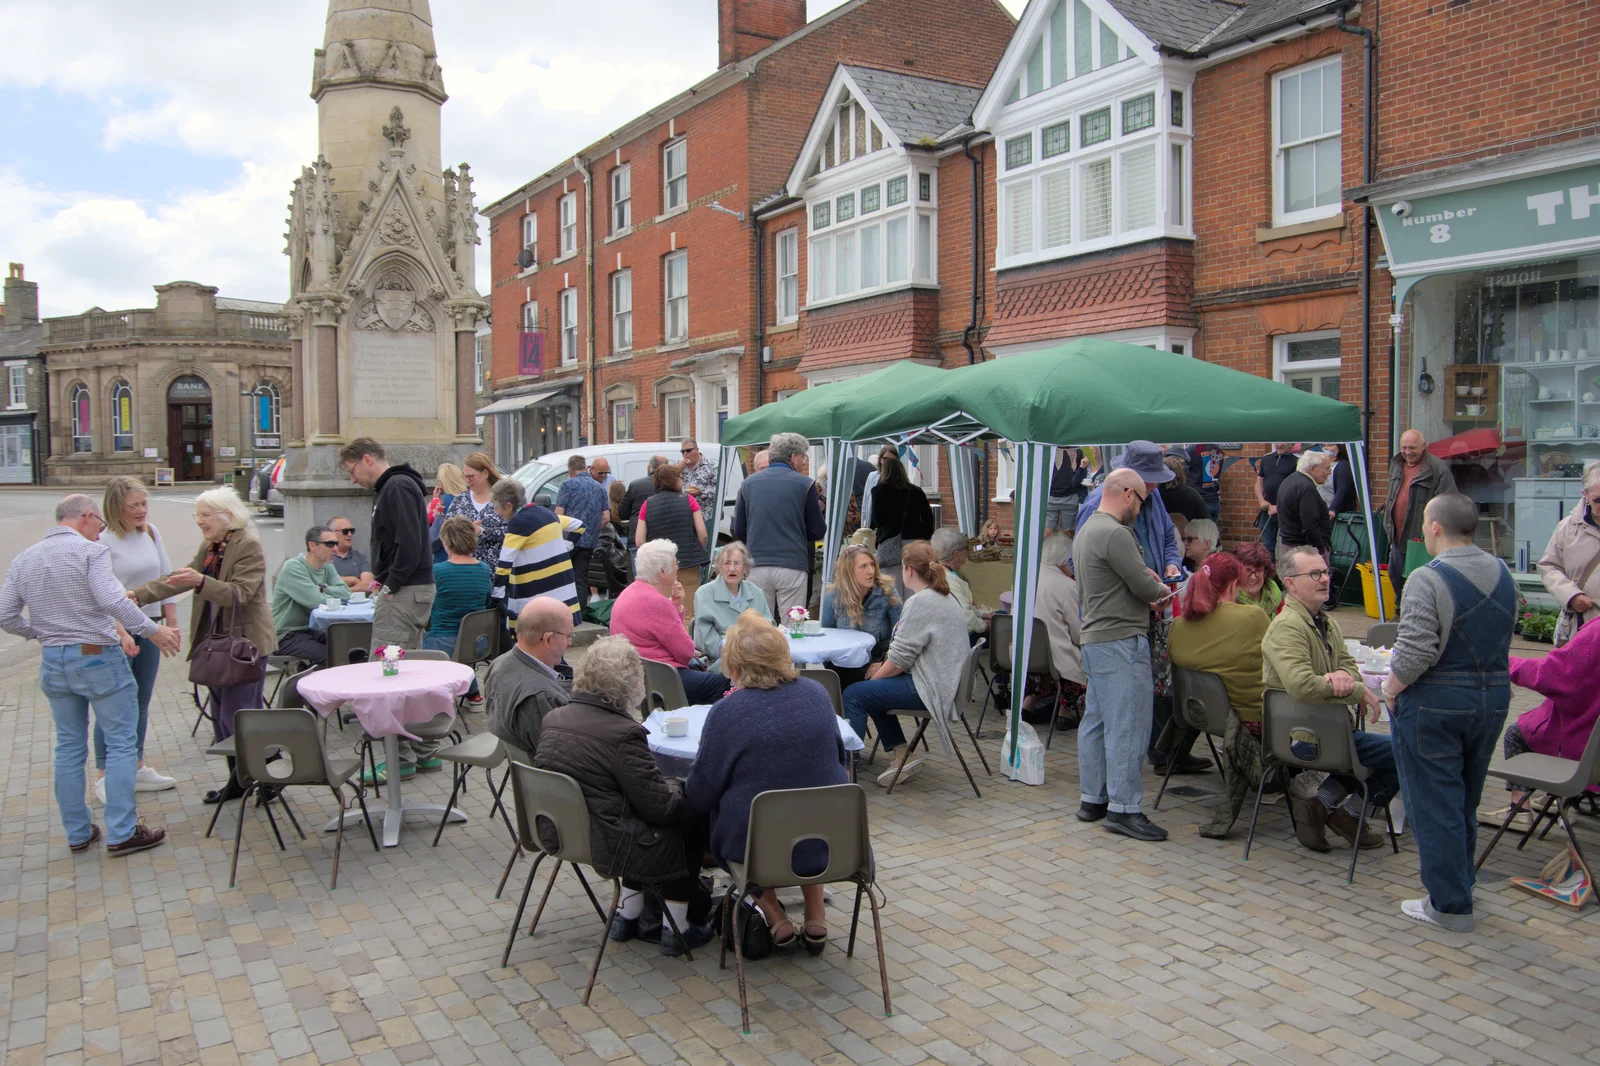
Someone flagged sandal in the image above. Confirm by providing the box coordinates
[803,921,827,956]
[769,917,800,954]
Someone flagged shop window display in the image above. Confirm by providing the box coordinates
[1396,258,1599,571]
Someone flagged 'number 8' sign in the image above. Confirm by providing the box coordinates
[1430,223,1451,244]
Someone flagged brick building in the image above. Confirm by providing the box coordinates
[478,0,1016,474]
[1349,0,1600,577]
[0,265,48,484]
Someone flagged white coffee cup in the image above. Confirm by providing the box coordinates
[1538,386,1552,400]
[350,591,367,601]
[804,619,823,634]
[663,716,689,737]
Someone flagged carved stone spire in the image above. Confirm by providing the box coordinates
[312,1,445,104]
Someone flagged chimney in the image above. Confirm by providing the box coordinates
[4,264,38,327]
[718,0,807,66]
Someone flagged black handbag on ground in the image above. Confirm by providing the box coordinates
[188,586,265,689]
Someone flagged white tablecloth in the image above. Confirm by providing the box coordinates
[786,627,877,669]
[309,599,376,633]
[644,703,863,778]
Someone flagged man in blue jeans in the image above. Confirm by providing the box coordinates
[1072,469,1175,841]
[0,495,181,856]
[1382,493,1516,931]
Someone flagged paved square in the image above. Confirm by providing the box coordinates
[3,620,1597,1066]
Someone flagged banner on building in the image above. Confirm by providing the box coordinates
[518,330,543,377]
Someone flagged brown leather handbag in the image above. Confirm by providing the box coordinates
[188,586,265,688]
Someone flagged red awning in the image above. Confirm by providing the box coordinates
[1429,427,1504,460]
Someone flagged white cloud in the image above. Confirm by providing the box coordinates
[1,0,1021,317]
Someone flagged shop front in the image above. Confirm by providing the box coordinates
[1361,141,1600,574]
[475,383,580,470]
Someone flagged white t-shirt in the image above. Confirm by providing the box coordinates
[103,526,175,620]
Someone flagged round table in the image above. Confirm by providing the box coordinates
[297,660,475,846]
[786,627,877,669]
[309,600,376,633]
[643,704,863,779]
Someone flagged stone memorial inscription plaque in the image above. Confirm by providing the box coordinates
[350,330,437,419]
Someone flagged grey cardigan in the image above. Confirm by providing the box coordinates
[691,576,770,669]
[886,588,969,752]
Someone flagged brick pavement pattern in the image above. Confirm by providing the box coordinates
[3,625,1598,1066]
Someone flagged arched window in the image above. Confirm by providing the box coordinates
[252,381,281,436]
[70,384,91,453]
[111,381,134,452]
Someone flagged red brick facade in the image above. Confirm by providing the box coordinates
[988,240,1196,349]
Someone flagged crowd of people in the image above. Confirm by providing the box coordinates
[4,421,1594,940]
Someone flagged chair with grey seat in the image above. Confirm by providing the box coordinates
[265,654,314,706]
[355,650,460,790]
[1245,688,1399,884]
[1475,716,1600,881]
[202,665,317,840]
[976,616,1063,746]
[229,707,377,889]
[1153,667,1229,810]
[323,621,373,731]
[641,658,688,713]
[494,741,534,898]
[876,641,991,798]
[718,784,890,1034]
[452,608,502,686]
[431,732,515,846]
[500,762,698,1000]
[1364,622,1398,648]
[798,665,844,717]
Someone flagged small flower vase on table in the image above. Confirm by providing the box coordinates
[379,645,404,677]
[785,606,808,637]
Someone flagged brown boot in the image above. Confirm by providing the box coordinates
[1327,808,1385,849]
[1290,796,1332,852]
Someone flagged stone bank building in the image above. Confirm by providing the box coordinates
[39,281,293,485]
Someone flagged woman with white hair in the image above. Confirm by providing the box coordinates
[610,539,732,704]
[533,636,715,957]
[692,542,768,671]
[129,487,276,805]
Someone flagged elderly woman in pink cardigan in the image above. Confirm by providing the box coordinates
[1483,618,1600,828]
[609,538,733,705]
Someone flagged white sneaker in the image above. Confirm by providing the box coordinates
[135,766,176,792]
[877,757,923,788]
[1401,898,1439,926]
[93,776,106,805]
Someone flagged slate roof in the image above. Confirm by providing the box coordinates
[1105,0,1346,55]
[0,323,44,360]
[217,297,287,314]
[841,66,986,147]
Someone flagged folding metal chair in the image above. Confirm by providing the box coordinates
[1153,667,1229,810]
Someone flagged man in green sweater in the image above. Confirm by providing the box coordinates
[271,525,351,665]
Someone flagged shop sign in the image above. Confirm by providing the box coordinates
[1375,163,1600,274]
[167,375,212,401]
[254,436,281,449]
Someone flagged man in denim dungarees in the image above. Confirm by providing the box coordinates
[1382,493,1516,931]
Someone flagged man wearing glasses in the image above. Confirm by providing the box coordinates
[269,525,351,666]
[0,495,181,857]
[678,439,717,500]
[1262,545,1398,855]
[326,517,374,591]
[1072,469,1177,842]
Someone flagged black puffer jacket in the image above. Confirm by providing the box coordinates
[532,692,689,882]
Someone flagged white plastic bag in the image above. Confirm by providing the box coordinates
[1001,723,1045,786]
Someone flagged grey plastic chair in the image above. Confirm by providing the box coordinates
[1476,715,1600,878]
[1364,622,1398,648]
[266,653,314,705]
[641,658,688,713]
[230,707,377,889]
[358,709,459,795]
[799,665,844,716]
[201,679,316,842]
[325,621,372,667]
[431,732,515,846]
[500,763,697,1000]
[453,608,501,673]
[1153,668,1229,810]
[876,645,991,798]
[495,741,534,898]
[1245,689,1398,884]
[406,649,451,661]
[719,784,890,1034]
[976,616,1063,746]
[277,666,315,711]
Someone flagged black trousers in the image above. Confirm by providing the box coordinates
[275,628,327,666]
[569,547,593,607]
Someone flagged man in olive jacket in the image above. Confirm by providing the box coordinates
[1386,430,1457,598]
[485,599,572,757]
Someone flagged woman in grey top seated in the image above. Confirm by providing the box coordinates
[821,544,902,688]
[840,541,968,788]
[692,541,768,670]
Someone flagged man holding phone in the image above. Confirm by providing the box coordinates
[1072,469,1178,842]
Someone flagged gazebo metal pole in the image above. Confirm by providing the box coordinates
[1350,440,1388,622]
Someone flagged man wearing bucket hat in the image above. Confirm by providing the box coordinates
[1075,442,1185,580]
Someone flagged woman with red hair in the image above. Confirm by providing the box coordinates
[1168,552,1271,838]
[1229,541,1283,617]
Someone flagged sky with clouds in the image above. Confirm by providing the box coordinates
[0,0,1024,319]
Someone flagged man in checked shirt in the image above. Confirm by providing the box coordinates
[0,495,181,856]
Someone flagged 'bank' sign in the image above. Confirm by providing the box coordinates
[1374,163,1600,274]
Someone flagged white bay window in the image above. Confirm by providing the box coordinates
[807,166,936,307]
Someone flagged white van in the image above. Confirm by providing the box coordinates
[508,442,743,538]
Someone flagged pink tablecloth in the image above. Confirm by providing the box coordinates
[297,661,474,740]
